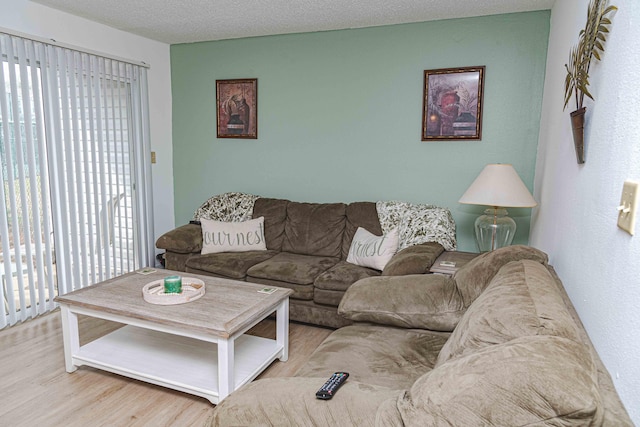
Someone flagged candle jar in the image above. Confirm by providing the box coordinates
[163,275,182,294]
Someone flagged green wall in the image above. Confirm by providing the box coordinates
[171,11,550,251]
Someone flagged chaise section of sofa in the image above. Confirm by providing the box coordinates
[156,193,453,328]
[210,246,632,426]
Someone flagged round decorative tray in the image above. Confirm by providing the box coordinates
[142,277,205,305]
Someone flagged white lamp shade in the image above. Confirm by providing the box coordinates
[459,164,537,208]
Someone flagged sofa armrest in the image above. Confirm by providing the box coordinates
[210,377,399,427]
[155,223,203,254]
[382,242,444,276]
[338,274,465,332]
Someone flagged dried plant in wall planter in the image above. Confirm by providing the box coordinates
[563,0,617,164]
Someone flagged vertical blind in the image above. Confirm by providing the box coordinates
[0,32,155,328]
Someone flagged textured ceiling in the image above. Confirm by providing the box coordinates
[31,0,555,45]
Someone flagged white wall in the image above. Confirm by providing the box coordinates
[531,0,640,422]
[0,0,175,262]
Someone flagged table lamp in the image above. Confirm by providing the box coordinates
[459,164,537,252]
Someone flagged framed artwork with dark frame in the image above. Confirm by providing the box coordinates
[216,78,258,139]
[422,66,485,141]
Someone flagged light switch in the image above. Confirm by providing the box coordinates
[151,151,156,164]
[617,180,639,235]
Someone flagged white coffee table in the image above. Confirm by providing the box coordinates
[55,270,293,404]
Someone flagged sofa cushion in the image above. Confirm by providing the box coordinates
[382,242,444,276]
[338,274,465,331]
[315,261,381,292]
[282,202,346,257]
[437,259,580,365]
[289,299,353,328]
[397,336,603,426]
[346,227,399,271]
[295,324,449,390]
[313,261,381,306]
[252,197,288,251]
[342,201,383,259]
[184,250,278,280]
[200,217,267,254]
[453,244,548,307]
[247,276,314,300]
[313,288,345,306]
[210,377,399,427]
[247,251,339,285]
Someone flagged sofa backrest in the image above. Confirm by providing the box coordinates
[252,197,288,251]
[342,202,383,259]
[190,193,456,259]
[395,335,603,426]
[254,199,384,259]
[437,259,581,365]
[452,244,549,307]
[281,201,346,258]
[390,258,607,426]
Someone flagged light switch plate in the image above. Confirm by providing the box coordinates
[617,180,639,235]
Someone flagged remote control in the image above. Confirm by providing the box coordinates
[315,372,349,400]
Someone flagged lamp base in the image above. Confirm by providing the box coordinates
[474,208,516,252]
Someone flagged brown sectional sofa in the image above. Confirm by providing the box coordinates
[156,195,452,328]
[210,246,632,426]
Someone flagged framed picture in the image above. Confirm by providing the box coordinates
[422,66,485,141]
[216,78,257,139]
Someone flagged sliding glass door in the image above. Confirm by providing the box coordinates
[0,57,55,326]
[0,32,154,328]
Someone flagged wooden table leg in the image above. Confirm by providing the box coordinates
[276,298,289,362]
[217,338,235,402]
[59,305,79,373]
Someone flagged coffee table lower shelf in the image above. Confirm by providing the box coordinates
[73,325,281,404]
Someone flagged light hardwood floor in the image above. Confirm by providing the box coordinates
[0,310,333,427]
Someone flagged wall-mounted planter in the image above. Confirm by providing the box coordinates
[563,0,617,165]
[570,107,586,164]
